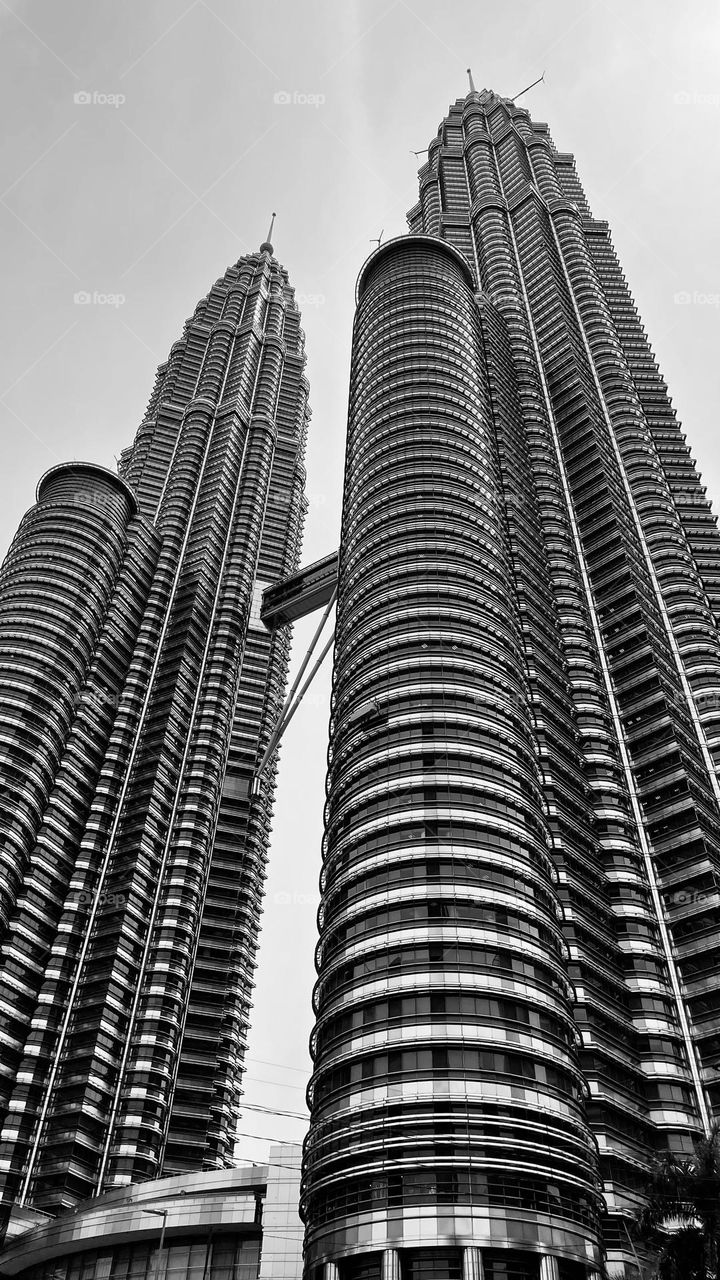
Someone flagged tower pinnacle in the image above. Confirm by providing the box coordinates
[260,211,276,255]
[467,67,476,93]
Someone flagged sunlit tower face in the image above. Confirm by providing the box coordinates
[302,86,720,1280]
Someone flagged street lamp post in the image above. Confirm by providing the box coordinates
[141,1206,168,1280]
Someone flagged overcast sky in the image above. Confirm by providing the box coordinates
[1,0,719,1165]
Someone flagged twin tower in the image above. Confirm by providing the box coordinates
[1,86,720,1280]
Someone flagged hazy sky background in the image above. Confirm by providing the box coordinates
[1,0,719,1165]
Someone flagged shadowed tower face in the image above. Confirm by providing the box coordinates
[0,240,309,1222]
[302,88,720,1280]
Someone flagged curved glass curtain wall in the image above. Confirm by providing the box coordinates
[401,87,720,1276]
[0,248,310,1222]
[305,85,720,1280]
[302,237,603,1280]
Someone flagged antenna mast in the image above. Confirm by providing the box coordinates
[260,212,276,254]
[511,72,545,103]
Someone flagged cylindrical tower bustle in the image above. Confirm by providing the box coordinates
[302,236,603,1280]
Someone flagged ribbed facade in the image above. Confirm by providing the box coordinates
[0,244,309,1222]
[302,90,720,1280]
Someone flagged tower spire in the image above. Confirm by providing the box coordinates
[467,67,476,93]
[260,211,276,255]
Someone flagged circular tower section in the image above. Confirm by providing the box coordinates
[302,237,603,1280]
[0,463,139,933]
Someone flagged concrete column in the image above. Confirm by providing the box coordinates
[540,1257,560,1280]
[323,1264,339,1280]
[463,1247,484,1280]
[382,1249,401,1280]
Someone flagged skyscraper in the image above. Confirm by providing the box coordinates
[302,87,720,1280]
[0,235,310,1226]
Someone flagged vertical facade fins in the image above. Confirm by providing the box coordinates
[0,248,310,1222]
[304,87,720,1280]
[302,237,603,1280]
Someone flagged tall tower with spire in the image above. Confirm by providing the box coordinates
[0,236,310,1224]
[301,87,720,1280]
